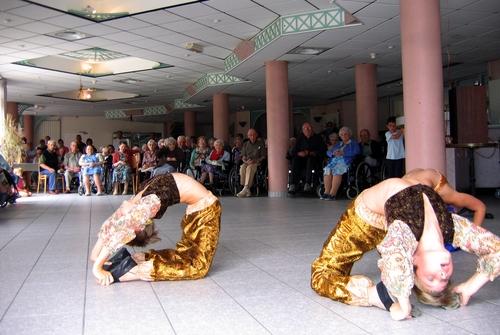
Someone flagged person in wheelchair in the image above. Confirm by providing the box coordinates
[62,141,82,193]
[358,129,383,168]
[320,126,360,200]
[79,145,105,196]
[237,128,266,198]
[199,139,230,187]
[289,122,326,194]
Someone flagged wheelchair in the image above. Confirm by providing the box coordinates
[77,166,111,195]
[287,158,323,196]
[316,156,365,200]
[228,161,268,197]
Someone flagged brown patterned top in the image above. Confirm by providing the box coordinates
[384,184,454,243]
[140,173,180,219]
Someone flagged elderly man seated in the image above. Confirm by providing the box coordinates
[237,129,266,197]
[39,140,61,194]
[289,122,326,194]
[62,141,82,193]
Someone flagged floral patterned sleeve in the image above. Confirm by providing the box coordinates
[377,220,418,299]
[98,194,161,254]
[452,214,500,280]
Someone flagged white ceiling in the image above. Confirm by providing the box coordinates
[0,0,499,120]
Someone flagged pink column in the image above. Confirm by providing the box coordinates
[23,115,34,148]
[6,102,18,124]
[355,64,378,138]
[184,111,196,137]
[163,121,172,137]
[266,61,289,197]
[401,0,445,172]
[213,93,229,143]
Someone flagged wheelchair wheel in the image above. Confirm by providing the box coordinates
[380,161,388,180]
[346,185,358,200]
[355,162,375,192]
[316,183,325,198]
[255,168,268,197]
[228,166,241,196]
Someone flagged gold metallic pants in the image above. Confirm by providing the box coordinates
[311,201,386,304]
[145,199,221,280]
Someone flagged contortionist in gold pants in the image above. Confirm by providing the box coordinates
[311,177,499,321]
[91,173,221,285]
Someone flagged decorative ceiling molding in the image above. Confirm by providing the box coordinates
[17,103,34,115]
[183,72,250,101]
[180,5,360,104]
[105,105,169,119]
[173,99,205,110]
[224,6,360,73]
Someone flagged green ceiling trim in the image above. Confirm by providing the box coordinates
[224,6,356,72]
[62,47,129,62]
[143,105,168,116]
[17,103,34,115]
[183,72,249,101]
[173,99,204,110]
[104,110,128,119]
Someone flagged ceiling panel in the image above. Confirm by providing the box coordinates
[0,28,36,40]
[7,4,60,20]
[103,17,153,30]
[42,14,92,29]
[356,3,400,19]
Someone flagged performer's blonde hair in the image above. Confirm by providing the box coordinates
[413,275,460,309]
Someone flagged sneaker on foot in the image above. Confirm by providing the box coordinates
[96,192,104,196]
[320,193,330,200]
[303,183,312,192]
[327,194,336,201]
[85,192,91,196]
[288,184,296,193]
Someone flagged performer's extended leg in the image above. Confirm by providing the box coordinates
[311,202,386,304]
[144,199,221,280]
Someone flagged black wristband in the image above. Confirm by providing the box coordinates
[376,281,395,311]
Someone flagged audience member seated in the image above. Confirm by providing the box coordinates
[140,139,158,178]
[112,142,136,195]
[57,139,69,157]
[177,135,192,172]
[188,136,210,178]
[75,134,85,153]
[62,141,82,193]
[151,148,175,177]
[39,140,61,194]
[289,122,326,193]
[321,126,360,200]
[79,145,104,196]
[327,132,339,150]
[237,129,266,198]
[231,133,243,165]
[12,167,31,197]
[164,137,185,171]
[358,128,383,167]
[199,139,230,186]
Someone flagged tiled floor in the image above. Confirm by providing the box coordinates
[0,193,499,335]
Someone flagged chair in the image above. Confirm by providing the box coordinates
[37,164,65,193]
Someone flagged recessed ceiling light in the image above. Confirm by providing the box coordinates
[47,29,92,41]
[114,78,143,84]
[369,52,377,59]
[288,46,330,55]
[388,45,394,49]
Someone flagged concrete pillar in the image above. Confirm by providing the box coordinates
[401,0,445,172]
[213,93,229,144]
[355,64,378,138]
[23,115,34,148]
[265,60,289,198]
[184,111,196,137]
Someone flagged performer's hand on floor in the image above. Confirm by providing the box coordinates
[93,266,114,286]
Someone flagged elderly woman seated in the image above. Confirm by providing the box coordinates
[79,145,104,196]
[112,142,137,195]
[321,126,360,200]
[199,139,230,186]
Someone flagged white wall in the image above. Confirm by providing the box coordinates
[35,116,163,149]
